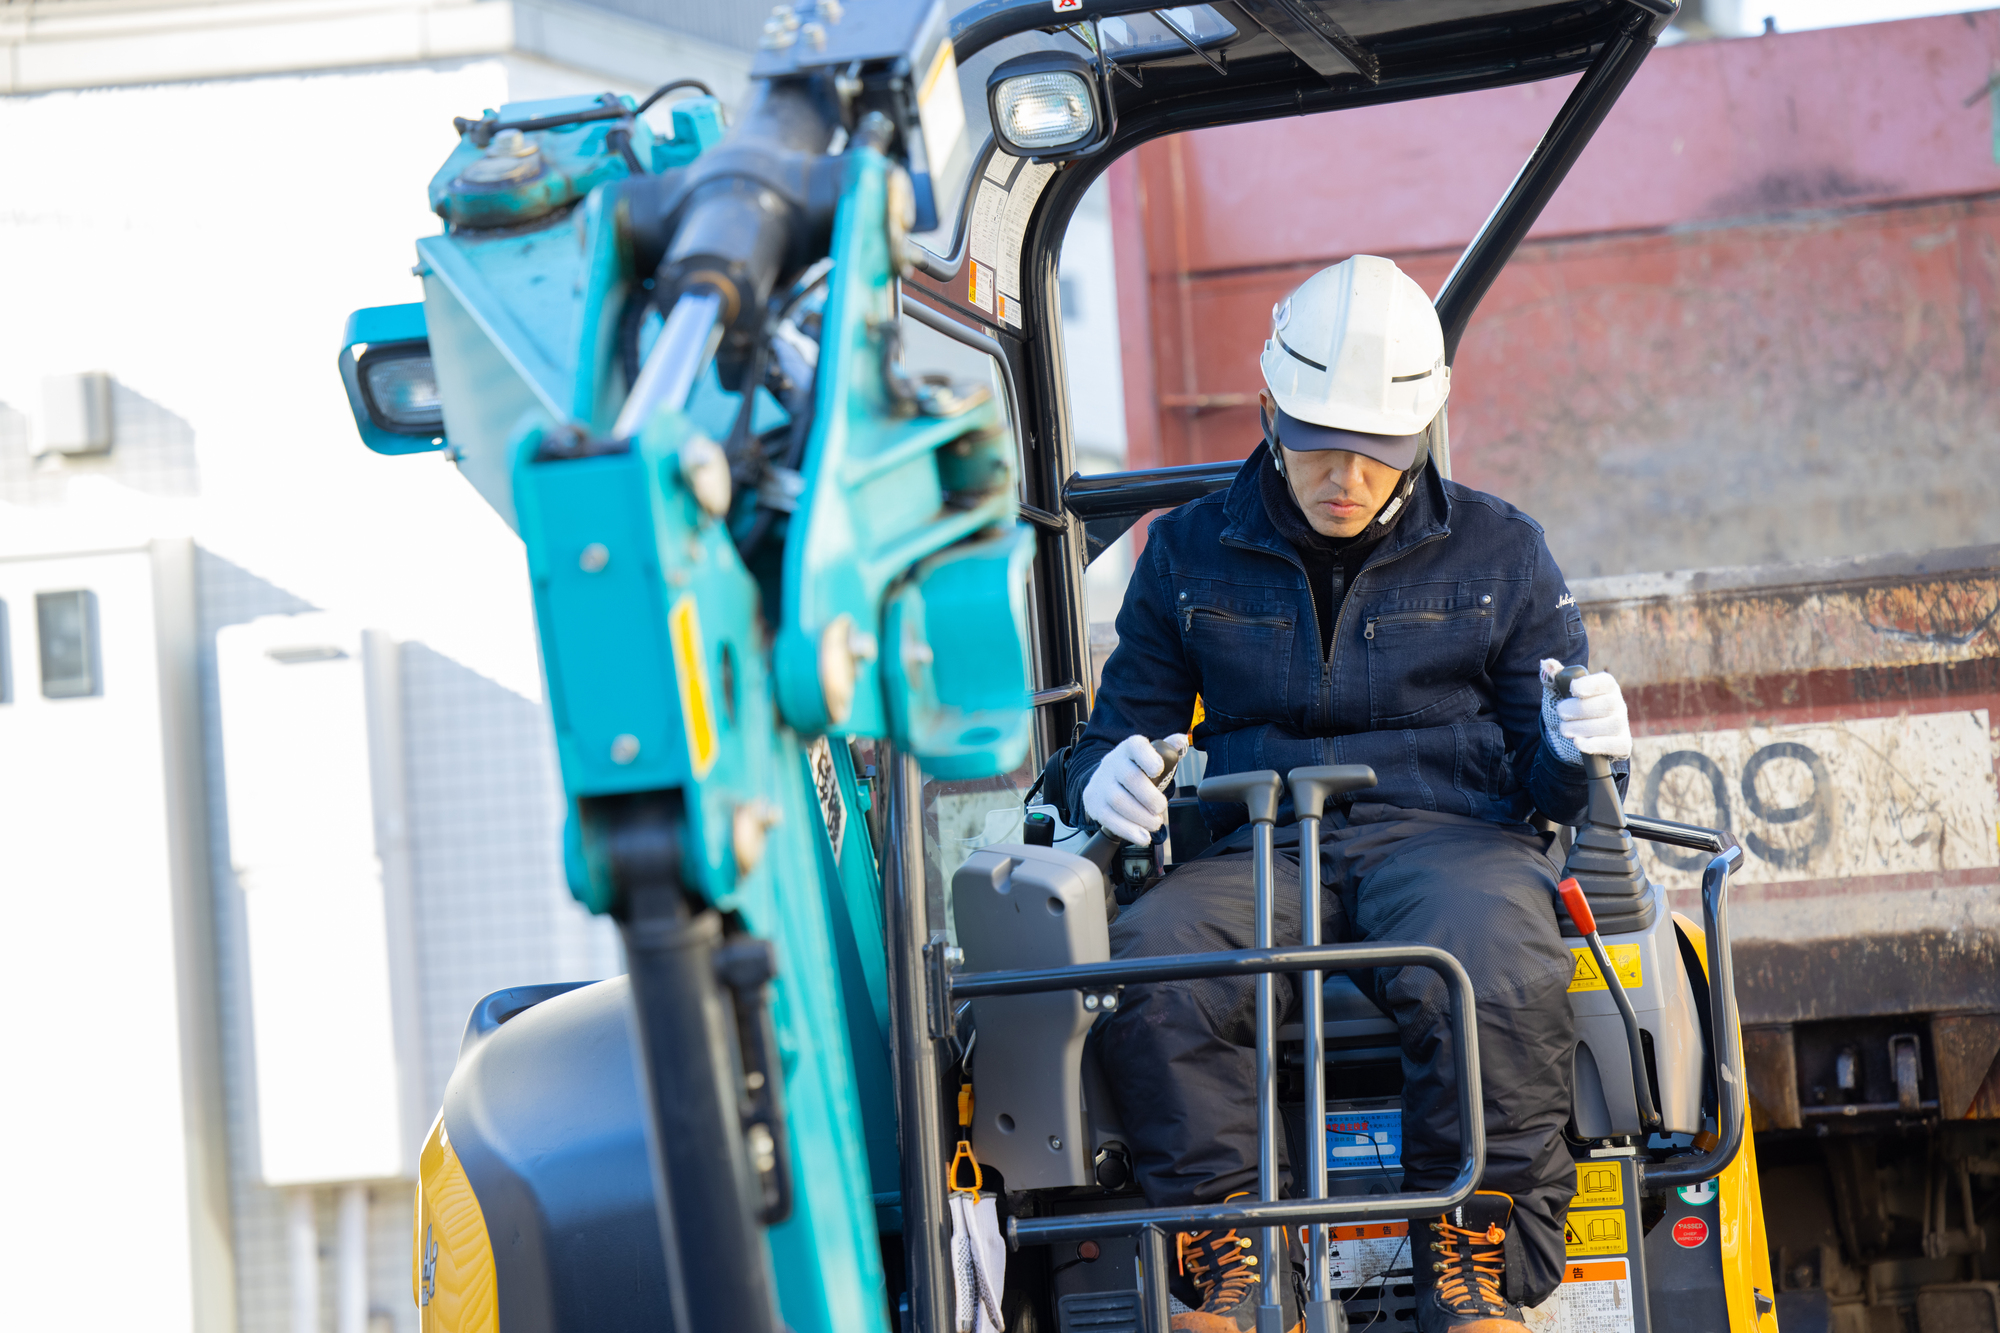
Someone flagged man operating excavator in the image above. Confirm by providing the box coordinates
[1062,255,1634,1333]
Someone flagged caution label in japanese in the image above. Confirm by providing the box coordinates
[1568,945,1642,992]
[1323,1221,1410,1290]
[1564,1209,1629,1257]
[1525,1259,1635,1333]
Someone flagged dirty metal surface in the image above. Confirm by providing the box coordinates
[1575,547,2000,1072]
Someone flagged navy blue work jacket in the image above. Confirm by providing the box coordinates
[1066,447,1599,835]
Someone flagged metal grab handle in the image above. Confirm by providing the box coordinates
[1640,846,1747,1192]
[950,940,1484,1245]
[1195,770,1286,1324]
[1288,765,1376,1333]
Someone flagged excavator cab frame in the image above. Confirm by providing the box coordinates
[338,1,1782,1330]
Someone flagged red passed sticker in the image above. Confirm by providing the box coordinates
[1672,1217,1709,1248]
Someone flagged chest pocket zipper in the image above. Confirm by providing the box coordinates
[1363,606,1494,640]
[1181,605,1294,633]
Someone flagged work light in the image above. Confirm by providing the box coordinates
[987,51,1107,160]
[338,303,449,455]
[357,346,444,433]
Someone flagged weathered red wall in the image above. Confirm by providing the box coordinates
[1109,12,2000,578]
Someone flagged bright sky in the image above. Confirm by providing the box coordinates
[1754,0,1997,30]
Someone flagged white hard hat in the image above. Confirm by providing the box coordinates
[1258,255,1449,471]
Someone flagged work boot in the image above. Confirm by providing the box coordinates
[1170,1212,1300,1333]
[1412,1191,1524,1331]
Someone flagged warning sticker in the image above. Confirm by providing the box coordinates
[1573,1162,1624,1210]
[964,152,1055,330]
[1524,1259,1635,1333]
[1568,945,1642,993]
[968,260,996,314]
[667,593,719,779]
[1564,1209,1629,1257]
[1323,1222,1410,1289]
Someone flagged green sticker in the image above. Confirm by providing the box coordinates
[1676,1180,1716,1206]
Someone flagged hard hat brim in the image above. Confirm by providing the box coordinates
[1271,407,1425,471]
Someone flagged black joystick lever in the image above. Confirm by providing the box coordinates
[1552,665,1651,936]
[1080,737,1189,874]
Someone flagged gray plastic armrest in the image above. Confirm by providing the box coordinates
[1197,769,1284,826]
[1288,765,1378,822]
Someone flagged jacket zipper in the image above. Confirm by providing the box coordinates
[1362,606,1494,640]
[1222,526,1452,732]
[1180,605,1295,633]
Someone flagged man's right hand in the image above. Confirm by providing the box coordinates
[1082,734,1186,845]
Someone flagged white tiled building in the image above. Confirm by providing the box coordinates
[0,4,749,1331]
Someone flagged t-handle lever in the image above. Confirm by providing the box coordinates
[1288,765,1378,822]
[1196,769,1284,825]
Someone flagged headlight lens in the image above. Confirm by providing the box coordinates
[993,72,1097,152]
[361,352,443,432]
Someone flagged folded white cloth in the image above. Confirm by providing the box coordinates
[949,1192,1007,1333]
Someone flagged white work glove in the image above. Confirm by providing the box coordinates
[1082,733,1187,845]
[1539,659,1631,762]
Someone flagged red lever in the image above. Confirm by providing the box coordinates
[1557,877,1596,935]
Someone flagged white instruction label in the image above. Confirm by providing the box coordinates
[964,153,1056,329]
[1524,1259,1636,1333]
[1323,1222,1410,1289]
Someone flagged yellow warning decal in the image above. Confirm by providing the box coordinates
[1568,944,1642,993]
[667,594,720,779]
[1574,1161,1625,1210]
[1560,1258,1629,1285]
[1564,1209,1629,1257]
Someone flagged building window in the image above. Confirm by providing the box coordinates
[37,590,100,699]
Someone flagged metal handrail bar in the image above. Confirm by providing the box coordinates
[1638,847,1747,1192]
[950,941,1463,998]
[1624,814,1729,854]
[1062,460,1239,527]
[953,941,1484,1247]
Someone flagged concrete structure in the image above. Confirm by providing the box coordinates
[1108,11,2000,578]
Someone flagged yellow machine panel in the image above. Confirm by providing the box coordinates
[1674,913,1779,1332]
[413,1114,499,1333]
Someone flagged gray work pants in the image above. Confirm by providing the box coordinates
[1094,804,1579,1307]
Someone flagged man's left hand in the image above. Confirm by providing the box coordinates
[1539,660,1632,760]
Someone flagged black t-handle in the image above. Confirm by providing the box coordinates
[1288,765,1377,822]
[1197,770,1284,826]
[1554,664,1623,827]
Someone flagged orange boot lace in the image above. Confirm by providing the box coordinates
[1430,1213,1508,1318]
[1177,1228,1260,1312]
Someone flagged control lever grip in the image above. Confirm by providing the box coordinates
[1288,765,1378,823]
[1080,737,1189,869]
[1196,770,1284,826]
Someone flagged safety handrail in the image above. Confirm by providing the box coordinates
[1638,846,1747,1193]
[945,940,1484,1245]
